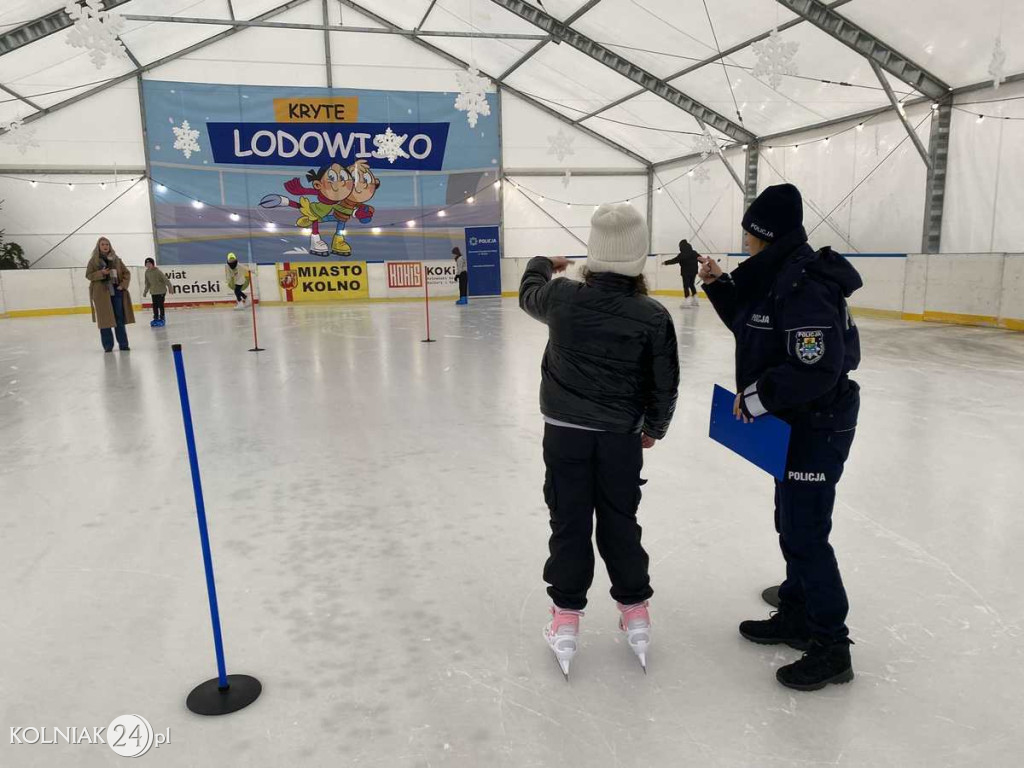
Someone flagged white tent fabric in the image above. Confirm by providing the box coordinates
[0,0,1021,265]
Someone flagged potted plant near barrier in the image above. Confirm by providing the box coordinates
[0,200,28,269]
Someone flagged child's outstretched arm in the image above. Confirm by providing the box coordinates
[519,256,569,323]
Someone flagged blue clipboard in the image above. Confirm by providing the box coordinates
[709,384,792,480]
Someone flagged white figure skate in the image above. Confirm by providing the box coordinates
[309,234,330,256]
[544,606,583,680]
[618,602,651,673]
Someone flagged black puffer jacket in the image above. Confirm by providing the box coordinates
[519,257,679,438]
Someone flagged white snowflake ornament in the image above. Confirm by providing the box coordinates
[454,67,492,128]
[989,37,1007,89]
[692,165,711,184]
[2,119,40,155]
[547,128,575,162]
[172,120,201,160]
[751,28,799,89]
[64,0,128,69]
[372,127,410,164]
[692,128,720,161]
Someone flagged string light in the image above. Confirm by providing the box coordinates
[156,183,167,192]
[99,182,106,189]
[538,195,545,202]
[493,180,500,189]
[67,183,74,191]
[371,226,382,234]
[191,200,204,209]
[438,210,446,217]
[406,220,416,227]
[656,187,663,194]
[229,213,240,221]
[857,123,864,131]
[30,180,37,188]
[977,115,985,123]
[264,222,276,231]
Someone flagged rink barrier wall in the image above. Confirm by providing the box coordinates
[2,254,1023,332]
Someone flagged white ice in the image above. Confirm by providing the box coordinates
[1,299,1023,767]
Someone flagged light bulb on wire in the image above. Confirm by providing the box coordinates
[191,200,204,209]
[30,180,37,188]
[67,183,75,191]
[229,213,240,222]
[406,220,416,228]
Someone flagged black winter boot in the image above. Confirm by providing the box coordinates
[739,607,811,651]
[776,640,854,691]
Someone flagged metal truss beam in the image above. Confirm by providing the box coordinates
[744,143,759,209]
[415,0,439,32]
[322,0,333,87]
[0,0,134,57]
[0,83,43,112]
[505,167,647,176]
[0,0,311,137]
[121,14,547,40]
[871,60,931,168]
[487,0,754,143]
[774,0,949,99]
[921,102,952,253]
[574,0,854,126]
[337,0,651,167]
[498,0,604,82]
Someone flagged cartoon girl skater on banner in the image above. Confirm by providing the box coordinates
[260,160,379,256]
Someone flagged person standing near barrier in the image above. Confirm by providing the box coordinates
[698,183,862,691]
[519,203,679,678]
[143,257,172,327]
[225,253,249,310]
[86,237,134,352]
[453,246,468,305]
[663,239,700,308]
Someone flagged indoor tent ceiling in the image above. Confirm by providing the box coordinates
[0,0,1019,166]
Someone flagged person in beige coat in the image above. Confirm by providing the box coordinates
[85,236,135,352]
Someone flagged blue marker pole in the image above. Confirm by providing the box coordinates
[172,343,262,716]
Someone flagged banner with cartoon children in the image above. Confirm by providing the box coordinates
[142,80,501,265]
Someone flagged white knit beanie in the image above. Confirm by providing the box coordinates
[586,203,649,277]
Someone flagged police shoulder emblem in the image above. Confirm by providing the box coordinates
[794,329,825,364]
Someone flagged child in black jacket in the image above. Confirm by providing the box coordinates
[520,203,679,678]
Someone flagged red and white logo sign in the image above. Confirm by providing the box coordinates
[387,262,424,289]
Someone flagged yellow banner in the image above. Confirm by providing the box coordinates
[278,262,369,302]
[273,97,358,123]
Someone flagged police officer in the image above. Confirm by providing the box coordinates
[698,183,862,691]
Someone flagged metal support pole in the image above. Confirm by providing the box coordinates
[136,75,159,261]
[870,61,931,169]
[744,143,760,209]
[646,166,654,252]
[322,0,333,88]
[921,102,952,253]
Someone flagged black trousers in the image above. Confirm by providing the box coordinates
[152,294,166,321]
[233,285,247,302]
[542,424,652,611]
[457,271,468,298]
[775,426,856,643]
[681,270,698,297]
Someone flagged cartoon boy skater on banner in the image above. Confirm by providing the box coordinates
[260,160,379,256]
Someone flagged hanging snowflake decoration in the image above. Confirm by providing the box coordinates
[547,128,575,162]
[172,120,201,160]
[692,165,711,184]
[2,119,40,155]
[372,127,410,164]
[454,66,492,128]
[562,169,572,189]
[751,28,799,89]
[989,37,1007,89]
[692,127,720,161]
[64,0,128,69]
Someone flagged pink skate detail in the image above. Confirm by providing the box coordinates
[617,601,650,631]
[548,606,583,637]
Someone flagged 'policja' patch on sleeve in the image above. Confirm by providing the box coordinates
[794,329,825,364]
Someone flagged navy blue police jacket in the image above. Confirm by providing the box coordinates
[703,227,862,431]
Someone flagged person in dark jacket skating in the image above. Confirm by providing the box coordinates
[699,183,862,692]
[663,239,700,308]
[520,203,680,678]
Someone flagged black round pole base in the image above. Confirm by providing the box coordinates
[248,347,265,352]
[187,674,262,716]
[421,338,436,343]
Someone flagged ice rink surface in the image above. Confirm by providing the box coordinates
[1,297,1022,767]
